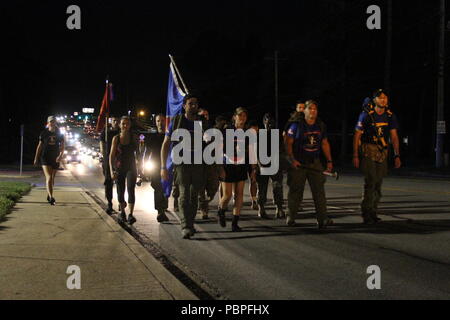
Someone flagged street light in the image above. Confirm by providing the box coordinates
[139,110,145,117]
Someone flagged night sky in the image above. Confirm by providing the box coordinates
[1,0,449,165]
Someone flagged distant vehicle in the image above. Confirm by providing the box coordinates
[91,146,101,159]
[64,146,81,163]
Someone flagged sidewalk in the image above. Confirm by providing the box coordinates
[0,169,197,300]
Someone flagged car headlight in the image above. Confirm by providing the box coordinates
[144,160,154,172]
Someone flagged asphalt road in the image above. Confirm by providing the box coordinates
[66,151,450,300]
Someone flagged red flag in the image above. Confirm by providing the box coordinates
[95,81,112,133]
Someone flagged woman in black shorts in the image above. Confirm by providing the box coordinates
[217,107,257,232]
[33,116,65,205]
[109,116,138,224]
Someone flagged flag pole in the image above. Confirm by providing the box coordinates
[169,54,190,94]
[105,78,109,164]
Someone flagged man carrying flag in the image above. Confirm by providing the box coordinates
[161,93,207,239]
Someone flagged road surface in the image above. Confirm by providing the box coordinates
[66,152,450,300]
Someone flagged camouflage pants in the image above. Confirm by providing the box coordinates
[198,165,220,212]
[174,165,206,231]
[287,159,327,223]
[360,156,388,219]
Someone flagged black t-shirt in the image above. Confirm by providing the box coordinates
[100,128,120,156]
[39,129,64,158]
[146,132,165,166]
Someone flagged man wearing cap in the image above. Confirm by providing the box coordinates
[285,100,334,229]
[100,116,120,214]
[353,89,401,224]
[256,113,285,219]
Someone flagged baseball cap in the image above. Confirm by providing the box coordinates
[373,89,388,98]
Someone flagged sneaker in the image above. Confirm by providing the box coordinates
[200,210,209,220]
[258,206,268,219]
[286,216,296,226]
[317,218,334,230]
[118,211,127,223]
[182,229,191,239]
[106,202,113,215]
[128,214,137,225]
[275,207,286,219]
[157,211,169,223]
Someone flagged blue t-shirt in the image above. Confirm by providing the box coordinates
[355,111,399,143]
[287,121,327,160]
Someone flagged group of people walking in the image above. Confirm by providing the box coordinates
[34,88,401,240]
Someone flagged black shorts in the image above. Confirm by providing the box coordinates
[220,164,248,183]
[41,155,59,169]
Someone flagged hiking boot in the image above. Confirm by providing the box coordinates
[275,206,285,219]
[217,208,226,228]
[231,215,242,232]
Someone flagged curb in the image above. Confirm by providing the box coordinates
[74,179,198,300]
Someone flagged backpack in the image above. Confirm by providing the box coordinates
[361,97,392,151]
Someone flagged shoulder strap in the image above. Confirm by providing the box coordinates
[172,114,184,131]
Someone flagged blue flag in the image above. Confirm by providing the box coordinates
[162,62,186,198]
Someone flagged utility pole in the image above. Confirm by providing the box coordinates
[436,0,446,168]
[384,0,392,94]
[274,50,279,128]
[339,0,348,163]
